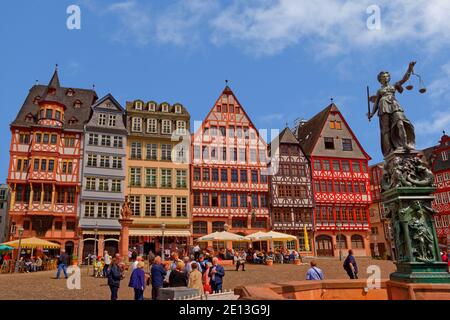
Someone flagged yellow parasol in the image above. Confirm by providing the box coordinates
[196,231,250,242]
[303,225,310,251]
[2,237,61,249]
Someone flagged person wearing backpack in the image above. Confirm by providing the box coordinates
[306,260,324,280]
[343,249,358,279]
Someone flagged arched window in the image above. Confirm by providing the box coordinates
[212,221,225,232]
[134,100,143,110]
[147,102,156,112]
[73,100,82,108]
[351,234,365,249]
[336,234,347,249]
[193,221,207,234]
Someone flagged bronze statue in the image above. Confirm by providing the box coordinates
[121,195,133,219]
[368,61,417,157]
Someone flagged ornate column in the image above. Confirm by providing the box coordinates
[119,196,133,262]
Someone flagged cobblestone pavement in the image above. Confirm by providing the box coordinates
[0,258,395,300]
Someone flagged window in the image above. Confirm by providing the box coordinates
[193,192,201,206]
[193,221,207,234]
[64,137,75,147]
[194,146,201,160]
[211,168,219,182]
[101,135,111,147]
[161,144,172,161]
[352,161,361,173]
[176,121,186,135]
[219,126,226,137]
[145,143,157,160]
[132,117,142,132]
[442,151,448,161]
[160,169,172,188]
[231,169,238,182]
[211,147,217,160]
[98,203,108,218]
[98,114,107,126]
[176,170,187,188]
[98,178,108,191]
[19,133,30,144]
[211,193,218,207]
[162,120,172,134]
[112,157,122,169]
[351,235,365,249]
[48,159,55,172]
[46,109,53,119]
[220,193,228,207]
[131,142,142,159]
[161,104,169,112]
[231,194,238,207]
[129,195,141,216]
[250,149,257,163]
[329,120,335,129]
[202,168,210,181]
[108,115,116,127]
[147,118,157,133]
[259,149,267,164]
[145,196,156,217]
[160,197,172,217]
[228,126,235,138]
[35,133,42,144]
[202,193,209,206]
[239,148,246,162]
[193,167,201,181]
[322,160,331,171]
[342,160,350,172]
[111,180,121,192]
[99,155,110,168]
[221,169,228,182]
[176,197,187,217]
[129,168,141,187]
[84,202,95,217]
[145,168,157,187]
[212,221,225,232]
[314,160,321,171]
[240,169,248,183]
[232,219,247,229]
[240,194,247,208]
[230,148,237,161]
[324,137,334,149]
[134,101,143,110]
[175,105,182,113]
[43,134,49,144]
[335,121,342,130]
[87,154,97,167]
[113,136,123,148]
[41,159,47,171]
[88,134,99,146]
[336,234,347,249]
[251,170,258,183]
[111,203,121,218]
[342,138,353,151]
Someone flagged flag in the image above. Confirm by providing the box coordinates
[303,225,310,251]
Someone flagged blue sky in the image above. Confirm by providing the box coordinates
[1,0,449,182]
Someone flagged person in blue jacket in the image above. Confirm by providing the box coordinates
[107,257,123,300]
[209,257,225,293]
[129,261,146,300]
[343,249,358,279]
[151,256,167,300]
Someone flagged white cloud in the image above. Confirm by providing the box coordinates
[415,110,450,135]
[107,0,153,46]
[428,62,450,103]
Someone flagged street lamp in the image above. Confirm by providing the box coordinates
[14,227,24,273]
[161,223,166,262]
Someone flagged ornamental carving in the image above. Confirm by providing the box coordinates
[381,156,434,191]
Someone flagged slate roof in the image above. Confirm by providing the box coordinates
[10,70,98,132]
[269,127,299,147]
[294,103,335,156]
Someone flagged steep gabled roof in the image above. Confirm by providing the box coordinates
[294,104,335,156]
[295,103,370,160]
[11,70,98,131]
[91,93,124,113]
[269,127,299,148]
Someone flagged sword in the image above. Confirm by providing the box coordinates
[366,86,371,122]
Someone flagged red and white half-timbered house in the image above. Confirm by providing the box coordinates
[295,103,372,257]
[7,69,97,256]
[268,127,314,254]
[191,86,270,247]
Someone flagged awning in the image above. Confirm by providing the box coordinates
[82,230,121,236]
[129,229,191,237]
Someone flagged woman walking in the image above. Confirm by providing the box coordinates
[129,261,146,300]
[188,262,204,295]
[107,256,123,300]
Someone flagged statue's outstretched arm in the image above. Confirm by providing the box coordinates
[396,61,416,87]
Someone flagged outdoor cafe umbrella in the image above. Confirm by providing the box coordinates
[196,231,249,242]
[0,244,14,252]
[2,237,61,258]
[246,231,298,251]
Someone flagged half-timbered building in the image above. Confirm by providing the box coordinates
[191,86,270,249]
[7,69,97,256]
[268,127,314,253]
[294,103,372,257]
[79,94,127,258]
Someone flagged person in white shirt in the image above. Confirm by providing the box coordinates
[131,256,143,271]
[103,251,111,277]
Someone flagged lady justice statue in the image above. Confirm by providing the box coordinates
[368,61,416,157]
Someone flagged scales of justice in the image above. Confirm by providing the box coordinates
[366,61,450,293]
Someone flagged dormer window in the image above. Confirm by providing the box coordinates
[25,113,34,123]
[98,114,107,126]
[161,104,169,112]
[73,100,82,108]
[175,105,182,114]
[148,102,156,112]
[68,117,79,125]
[48,88,56,95]
[134,101,143,110]
[66,89,75,97]
[33,96,41,105]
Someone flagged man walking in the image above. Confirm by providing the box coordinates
[209,257,225,293]
[151,256,167,300]
[107,256,123,300]
[306,260,324,280]
[55,249,69,279]
[343,249,358,279]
